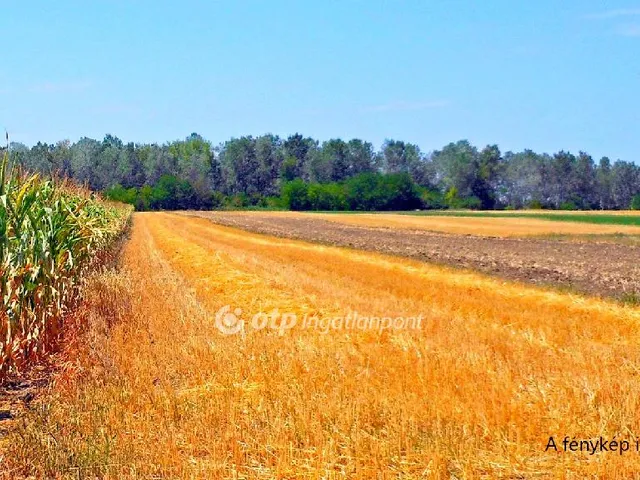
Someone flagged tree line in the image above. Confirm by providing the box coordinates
[4,133,640,211]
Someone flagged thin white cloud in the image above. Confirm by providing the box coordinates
[29,80,92,93]
[583,9,640,37]
[616,23,640,36]
[585,8,640,19]
[363,100,450,113]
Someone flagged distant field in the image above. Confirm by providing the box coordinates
[315,212,640,237]
[184,211,640,301]
[223,211,640,237]
[408,209,640,216]
[397,210,640,226]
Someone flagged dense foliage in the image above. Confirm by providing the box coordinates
[7,133,640,211]
[0,150,132,377]
[281,173,424,211]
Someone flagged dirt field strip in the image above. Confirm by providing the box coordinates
[181,211,640,301]
[6,212,640,478]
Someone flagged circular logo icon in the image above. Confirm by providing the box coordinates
[214,305,244,335]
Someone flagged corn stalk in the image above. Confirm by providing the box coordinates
[0,139,131,377]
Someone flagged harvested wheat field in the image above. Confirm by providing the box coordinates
[182,211,640,301]
[4,212,640,479]
[200,211,640,238]
[316,213,640,237]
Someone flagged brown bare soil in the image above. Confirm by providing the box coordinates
[181,211,640,301]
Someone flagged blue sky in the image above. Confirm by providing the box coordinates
[0,1,638,161]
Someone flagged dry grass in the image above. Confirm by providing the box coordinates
[205,211,640,237]
[457,210,640,216]
[5,212,640,478]
[307,212,640,237]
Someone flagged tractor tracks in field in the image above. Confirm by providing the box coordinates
[179,211,640,302]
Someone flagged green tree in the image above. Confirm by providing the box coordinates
[281,179,309,210]
[571,152,596,209]
[347,139,376,175]
[255,134,284,196]
[220,137,262,195]
[432,140,482,203]
[283,133,317,180]
[499,150,547,208]
[474,144,501,209]
[596,157,613,210]
[611,161,640,209]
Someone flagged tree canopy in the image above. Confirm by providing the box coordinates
[6,133,640,211]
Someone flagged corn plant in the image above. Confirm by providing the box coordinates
[0,145,131,377]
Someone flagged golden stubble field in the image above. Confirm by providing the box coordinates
[216,211,640,238]
[182,210,640,301]
[4,212,640,479]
